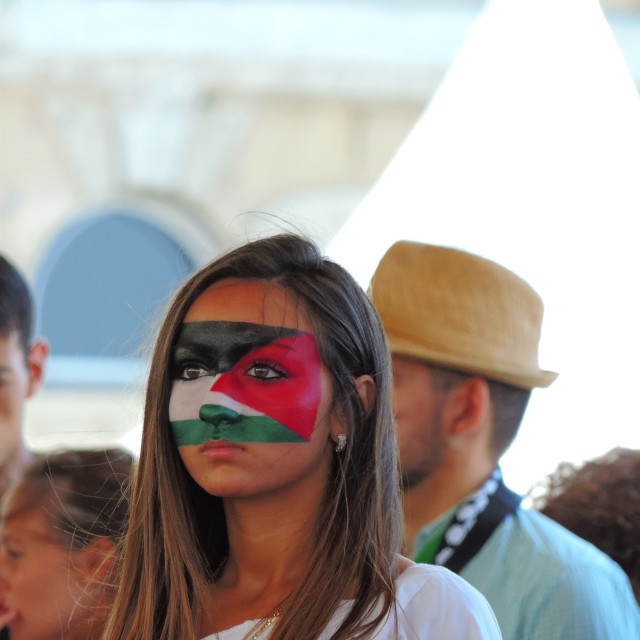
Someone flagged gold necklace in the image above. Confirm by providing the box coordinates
[240,609,281,640]
[212,555,228,581]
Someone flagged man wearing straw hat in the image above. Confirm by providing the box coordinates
[370,241,640,640]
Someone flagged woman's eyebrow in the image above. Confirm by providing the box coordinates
[0,532,19,545]
[253,339,298,353]
[1,528,57,544]
[173,344,210,357]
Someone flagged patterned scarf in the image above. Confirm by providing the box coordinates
[415,468,522,574]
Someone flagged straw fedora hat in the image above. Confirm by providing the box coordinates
[370,241,557,389]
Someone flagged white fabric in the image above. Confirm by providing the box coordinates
[202,563,502,639]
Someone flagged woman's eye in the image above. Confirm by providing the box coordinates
[1,545,22,561]
[179,365,210,380]
[245,363,285,380]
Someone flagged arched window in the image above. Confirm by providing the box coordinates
[35,211,197,387]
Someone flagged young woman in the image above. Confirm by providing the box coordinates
[105,234,501,640]
[0,448,134,640]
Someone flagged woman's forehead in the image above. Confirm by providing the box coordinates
[184,279,313,332]
[2,503,53,538]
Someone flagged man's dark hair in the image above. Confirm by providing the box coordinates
[429,363,531,459]
[0,255,34,353]
[485,378,531,456]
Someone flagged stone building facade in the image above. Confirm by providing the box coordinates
[1,0,639,452]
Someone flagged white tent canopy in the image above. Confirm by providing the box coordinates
[329,0,640,492]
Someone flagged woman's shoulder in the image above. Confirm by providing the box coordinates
[393,563,503,639]
[395,561,494,610]
[204,565,502,640]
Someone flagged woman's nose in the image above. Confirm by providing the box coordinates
[199,404,241,427]
[0,558,11,591]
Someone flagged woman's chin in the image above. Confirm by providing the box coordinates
[0,603,18,629]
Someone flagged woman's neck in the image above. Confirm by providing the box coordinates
[0,442,31,499]
[200,481,326,635]
[222,486,322,587]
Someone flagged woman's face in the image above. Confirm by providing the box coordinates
[0,505,90,640]
[169,279,339,500]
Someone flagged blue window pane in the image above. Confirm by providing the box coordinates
[36,212,196,360]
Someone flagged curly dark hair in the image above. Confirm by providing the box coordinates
[531,448,640,602]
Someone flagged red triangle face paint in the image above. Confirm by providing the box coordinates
[210,333,321,442]
[170,321,323,444]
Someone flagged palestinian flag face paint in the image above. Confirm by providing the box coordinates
[169,321,323,446]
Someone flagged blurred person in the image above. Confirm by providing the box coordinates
[370,240,640,640]
[0,448,134,640]
[532,447,640,603]
[0,256,48,498]
[104,234,501,640]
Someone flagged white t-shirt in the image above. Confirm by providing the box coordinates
[202,563,502,639]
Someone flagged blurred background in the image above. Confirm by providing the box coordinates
[1,0,639,492]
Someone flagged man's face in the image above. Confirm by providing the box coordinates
[392,355,449,490]
[0,332,31,467]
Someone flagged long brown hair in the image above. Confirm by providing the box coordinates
[104,234,402,640]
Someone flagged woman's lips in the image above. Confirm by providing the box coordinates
[199,440,245,459]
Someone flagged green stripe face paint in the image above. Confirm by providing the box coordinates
[171,414,305,446]
[169,321,323,446]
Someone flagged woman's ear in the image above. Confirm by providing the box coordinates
[329,375,376,445]
[76,537,118,583]
[355,374,376,415]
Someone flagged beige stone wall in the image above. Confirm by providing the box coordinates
[2,0,639,455]
[0,63,424,265]
[0,53,424,455]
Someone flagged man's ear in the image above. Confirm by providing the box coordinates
[26,338,48,398]
[441,377,491,439]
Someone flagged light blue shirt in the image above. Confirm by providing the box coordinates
[415,507,640,640]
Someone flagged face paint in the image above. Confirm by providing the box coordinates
[169,321,323,446]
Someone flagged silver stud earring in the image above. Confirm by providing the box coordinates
[335,433,347,452]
